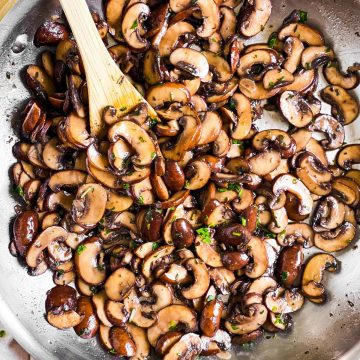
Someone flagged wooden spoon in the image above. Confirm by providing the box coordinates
[59,0,158,137]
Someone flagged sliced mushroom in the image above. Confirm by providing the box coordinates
[105,267,136,302]
[337,145,360,170]
[237,49,277,78]
[122,3,150,51]
[170,48,209,79]
[164,333,202,360]
[301,46,334,69]
[74,237,106,285]
[280,69,317,94]
[301,253,339,301]
[273,174,313,216]
[127,323,151,360]
[321,85,359,125]
[245,236,268,278]
[203,51,232,83]
[181,258,210,299]
[108,121,156,166]
[225,304,268,334]
[323,60,360,90]
[196,0,220,38]
[26,226,67,268]
[283,36,304,74]
[265,287,304,313]
[263,69,294,90]
[147,304,197,347]
[309,114,345,150]
[277,223,314,248]
[278,23,324,46]
[238,0,272,37]
[110,326,136,357]
[279,91,313,127]
[74,296,99,339]
[239,78,280,100]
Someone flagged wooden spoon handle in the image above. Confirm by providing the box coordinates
[58,0,117,81]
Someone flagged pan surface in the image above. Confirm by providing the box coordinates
[0,0,359,359]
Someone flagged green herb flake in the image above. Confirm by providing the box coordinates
[184,180,190,189]
[80,186,94,198]
[228,183,243,198]
[281,271,288,282]
[232,231,242,237]
[232,139,242,145]
[152,242,159,251]
[228,99,236,111]
[231,324,238,330]
[299,10,308,23]
[138,136,146,143]
[90,286,99,294]
[206,295,215,302]
[211,37,217,43]
[138,195,144,205]
[268,34,277,49]
[272,306,277,312]
[260,25,265,31]
[109,348,117,354]
[305,62,311,70]
[274,313,284,325]
[120,105,127,111]
[150,152,156,160]
[130,240,139,249]
[130,19,138,30]
[240,217,247,226]
[14,185,24,197]
[76,244,87,255]
[217,188,227,193]
[325,47,331,53]
[292,178,298,184]
[196,227,212,244]
[122,183,130,189]
[168,320,177,330]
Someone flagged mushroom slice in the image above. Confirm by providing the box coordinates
[252,129,295,159]
[161,115,201,161]
[265,288,304,314]
[181,258,210,299]
[203,51,232,83]
[142,245,175,278]
[104,267,136,302]
[108,121,156,166]
[244,276,277,306]
[291,129,312,153]
[170,48,209,79]
[237,49,277,78]
[225,304,268,335]
[277,223,314,248]
[321,85,359,125]
[185,161,211,190]
[248,150,281,176]
[64,113,93,149]
[47,310,83,330]
[301,253,339,300]
[309,114,345,150]
[87,162,122,190]
[122,3,150,51]
[42,138,68,171]
[87,144,110,172]
[245,236,268,278]
[46,191,75,212]
[239,78,280,100]
[105,0,127,41]
[314,222,356,252]
[147,305,197,347]
[301,46,334,69]
[196,0,220,38]
[278,23,324,46]
[331,177,360,207]
[283,36,304,74]
[164,333,202,360]
[296,152,332,196]
[127,324,151,360]
[213,129,231,157]
[219,6,237,41]
[305,138,328,167]
[263,69,294,90]
[279,91,313,127]
[109,326,136,357]
[26,65,56,101]
[238,0,272,37]
[106,191,133,212]
[197,111,222,145]
[273,174,313,216]
[195,236,223,268]
[108,138,133,174]
[146,83,190,108]
[159,21,195,57]
[227,93,252,140]
[75,237,106,285]
[26,226,67,268]
[323,60,360,90]
[337,145,360,170]
[141,283,172,313]
[280,69,317,94]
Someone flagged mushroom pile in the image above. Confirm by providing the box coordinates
[10,0,360,358]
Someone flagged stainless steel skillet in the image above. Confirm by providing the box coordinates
[0,0,360,359]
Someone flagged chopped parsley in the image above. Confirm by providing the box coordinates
[196,227,212,244]
[217,188,227,193]
[292,178,298,184]
[240,217,247,226]
[268,34,277,49]
[150,152,156,159]
[138,136,146,143]
[232,231,242,237]
[274,313,284,325]
[228,98,236,111]
[138,195,144,204]
[228,183,243,198]
[168,320,177,330]
[281,271,288,282]
[325,47,331,53]
[0,330,6,338]
[184,180,190,189]
[152,242,159,251]
[272,306,277,312]
[206,295,215,302]
[122,183,130,189]
[14,185,24,197]
[130,240,139,249]
[120,105,127,111]
[130,19,138,30]
[76,244,87,255]
[80,186,94,198]
[231,324,238,330]
[268,76,285,89]
[232,139,242,145]
[109,348,117,354]
[299,10,308,23]
[90,286,99,294]
[305,62,311,70]
[146,116,159,128]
